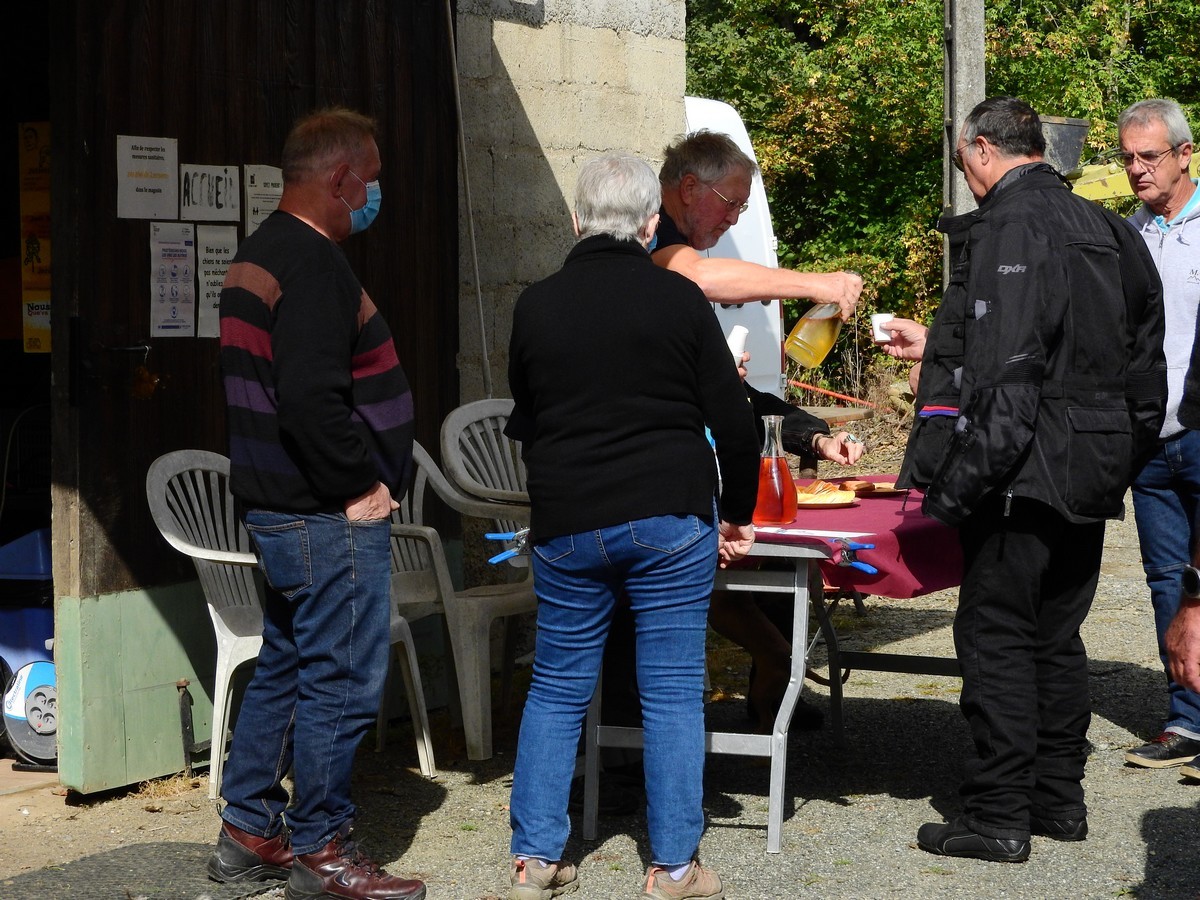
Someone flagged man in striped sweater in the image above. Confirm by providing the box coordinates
[207,107,424,900]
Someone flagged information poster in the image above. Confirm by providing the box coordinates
[149,222,196,337]
[196,225,237,338]
[19,122,51,353]
[243,164,283,236]
[22,293,50,353]
[180,163,241,222]
[117,135,178,219]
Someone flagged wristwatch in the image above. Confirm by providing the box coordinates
[1182,566,1200,599]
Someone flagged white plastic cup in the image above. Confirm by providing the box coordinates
[871,313,895,343]
[726,325,749,360]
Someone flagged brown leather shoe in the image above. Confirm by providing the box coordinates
[285,822,426,900]
[207,821,293,882]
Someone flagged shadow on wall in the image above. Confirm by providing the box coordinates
[483,0,547,26]
[457,24,586,403]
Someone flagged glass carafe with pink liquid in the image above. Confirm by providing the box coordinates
[752,414,798,525]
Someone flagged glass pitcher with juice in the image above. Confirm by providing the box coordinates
[752,414,798,526]
[784,303,842,368]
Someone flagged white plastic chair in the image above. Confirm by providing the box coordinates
[146,450,261,800]
[376,614,438,780]
[390,442,536,760]
[440,398,528,513]
[147,450,435,799]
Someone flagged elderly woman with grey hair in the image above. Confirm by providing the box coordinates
[503,154,759,900]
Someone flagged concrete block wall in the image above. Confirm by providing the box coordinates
[455,1,687,401]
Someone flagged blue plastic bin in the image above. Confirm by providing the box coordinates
[0,528,51,581]
[0,529,53,675]
[0,605,53,673]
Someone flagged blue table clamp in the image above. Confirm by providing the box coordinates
[829,538,877,575]
[484,527,530,564]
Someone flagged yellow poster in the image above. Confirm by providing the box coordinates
[19,121,51,352]
[22,290,51,354]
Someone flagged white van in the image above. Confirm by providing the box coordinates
[683,96,785,398]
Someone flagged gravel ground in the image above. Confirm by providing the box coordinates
[2,488,1196,899]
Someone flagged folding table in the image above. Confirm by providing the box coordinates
[582,479,963,853]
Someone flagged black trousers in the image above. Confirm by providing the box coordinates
[954,496,1104,840]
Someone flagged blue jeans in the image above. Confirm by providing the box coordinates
[509,513,717,868]
[219,510,393,855]
[1132,430,1200,740]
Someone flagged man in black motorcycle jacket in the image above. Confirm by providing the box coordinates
[902,97,1167,864]
[901,137,1166,527]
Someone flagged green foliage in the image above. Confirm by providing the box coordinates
[687,0,947,329]
[985,0,1200,151]
[686,0,1200,394]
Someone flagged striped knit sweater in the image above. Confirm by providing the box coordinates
[219,211,414,513]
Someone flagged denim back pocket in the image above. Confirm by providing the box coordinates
[533,533,574,564]
[629,514,704,554]
[245,517,312,598]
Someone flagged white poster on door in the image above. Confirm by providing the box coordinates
[197,225,237,338]
[117,135,178,219]
[149,222,196,337]
[244,164,284,236]
[180,163,241,221]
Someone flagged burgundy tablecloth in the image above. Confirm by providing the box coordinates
[754,475,962,599]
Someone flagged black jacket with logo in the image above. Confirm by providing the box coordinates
[898,163,1167,526]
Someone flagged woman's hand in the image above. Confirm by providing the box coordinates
[736,351,750,381]
[718,521,756,567]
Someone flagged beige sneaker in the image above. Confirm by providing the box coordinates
[640,860,724,900]
[508,857,580,900]
[1182,755,1200,780]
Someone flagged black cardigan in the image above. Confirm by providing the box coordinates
[506,234,760,539]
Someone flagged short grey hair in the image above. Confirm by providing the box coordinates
[660,129,758,188]
[962,96,1045,158]
[1118,98,1193,147]
[574,155,661,242]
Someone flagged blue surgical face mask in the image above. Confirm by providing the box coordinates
[343,171,381,234]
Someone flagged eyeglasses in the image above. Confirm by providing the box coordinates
[1116,145,1180,171]
[706,183,749,214]
[951,143,972,172]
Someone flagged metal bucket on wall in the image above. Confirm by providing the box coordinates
[1042,115,1091,175]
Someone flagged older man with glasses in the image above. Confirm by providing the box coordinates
[652,130,867,732]
[1115,99,1200,778]
[584,130,867,808]
[654,129,862,320]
